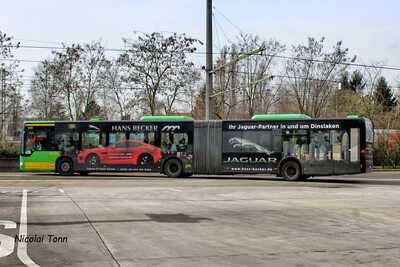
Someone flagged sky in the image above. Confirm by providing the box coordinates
[1,0,400,93]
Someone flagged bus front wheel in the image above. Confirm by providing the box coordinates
[57,158,74,176]
[281,161,301,181]
[164,159,183,178]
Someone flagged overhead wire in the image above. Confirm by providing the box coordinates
[212,12,222,52]
[2,44,400,71]
[212,6,243,35]
[212,12,233,44]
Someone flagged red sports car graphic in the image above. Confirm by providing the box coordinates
[76,140,162,168]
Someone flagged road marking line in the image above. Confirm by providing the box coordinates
[17,190,40,267]
[58,189,64,194]
[0,220,17,258]
[0,220,16,229]
[168,188,182,192]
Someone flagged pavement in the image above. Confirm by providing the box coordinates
[0,172,400,266]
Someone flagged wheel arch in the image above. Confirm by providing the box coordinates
[277,157,303,176]
[55,156,74,170]
[161,156,182,174]
[55,156,74,175]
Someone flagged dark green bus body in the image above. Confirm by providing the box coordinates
[20,115,373,178]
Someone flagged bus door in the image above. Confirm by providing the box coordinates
[305,130,334,175]
[333,128,361,174]
[21,124,57,171]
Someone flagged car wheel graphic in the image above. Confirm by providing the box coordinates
[138,153,154,167]
[85,154,101,168]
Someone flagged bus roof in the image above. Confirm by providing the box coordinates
[251,114,311,120]
[347,115,362,119]
[140,116,193,121]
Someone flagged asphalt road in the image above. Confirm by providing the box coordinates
[1,172,400,266]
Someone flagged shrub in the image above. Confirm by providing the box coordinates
[0,142,20,158]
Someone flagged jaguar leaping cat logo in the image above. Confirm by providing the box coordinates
[88,125,100,131]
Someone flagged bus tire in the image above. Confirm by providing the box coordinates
[57,158,74,176]
[164,159,183,178]
[281,161,301,181]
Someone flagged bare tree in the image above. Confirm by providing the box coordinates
[77,42,108,119]
[213,46,240,119]
[0,31,23,140]
[119,32,201,115]
[101,59,140,120]
[50,42,108,120]
[30,60,66,119]
[236,34,284,117]
[285,37,354,117]
[212,34,285,119]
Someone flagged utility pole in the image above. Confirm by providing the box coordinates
[205,0,213,120]
[0,68,5,141]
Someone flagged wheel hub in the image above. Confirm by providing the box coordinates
[170,164,178,173]
[286,166,296,177]
[61,162,70,172]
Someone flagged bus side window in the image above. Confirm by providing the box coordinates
[342,131,350,161]
[129,132,155,145]
[282,130,308,160]
[82,132,101,149]
[55,132,79,154]
[350,128,360,162]
[161,132,189,154]
[331,130,342,160]
[110,133,127,146]
[330,130,353,161]
[310,130,331,160]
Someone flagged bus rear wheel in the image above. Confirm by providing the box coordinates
[281,161,301,181]
[164,159,183,178]
[57,158,74,176]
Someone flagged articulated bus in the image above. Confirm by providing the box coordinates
[19,114,373,181]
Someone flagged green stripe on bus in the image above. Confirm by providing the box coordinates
[251,114,311,120]
[140,116,193,121]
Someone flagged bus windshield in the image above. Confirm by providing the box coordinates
[23,127,55,154]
